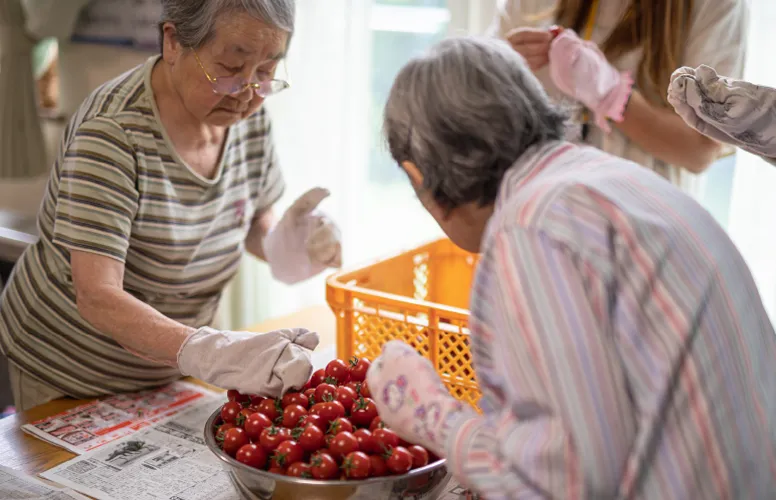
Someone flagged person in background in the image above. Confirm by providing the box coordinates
[669,64,776,167]
[367,36,776,499]
[22,0,160,119]
[489,0,748,192]
[0,0,342,412]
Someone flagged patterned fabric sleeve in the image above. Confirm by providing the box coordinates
[53,116,139,262]
[444,225,635,499]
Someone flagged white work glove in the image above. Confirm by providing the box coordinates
[177,327,319,398]
[263,187,342,285]
[366,341,474,457]
[668,65,776,166]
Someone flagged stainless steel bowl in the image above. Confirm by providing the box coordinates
[204,408,451,500]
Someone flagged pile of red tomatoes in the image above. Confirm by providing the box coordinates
[211,356,438,480]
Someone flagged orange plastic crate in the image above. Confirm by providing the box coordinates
[326,238,482,408]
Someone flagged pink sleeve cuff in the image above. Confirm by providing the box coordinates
[594,71,634,132]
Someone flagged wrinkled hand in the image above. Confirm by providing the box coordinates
[366,341,472,457]
[504,26,560,71]
[177,327,319,398]
[263,187,342,285]
[668,65,776,165]
[548,29,633,132]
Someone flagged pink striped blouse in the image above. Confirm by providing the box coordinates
[445,141,776,499]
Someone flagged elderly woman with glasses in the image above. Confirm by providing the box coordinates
[366,36,776,499]
[0,0,341,411]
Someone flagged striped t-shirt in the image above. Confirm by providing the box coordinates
[0,55,284,398]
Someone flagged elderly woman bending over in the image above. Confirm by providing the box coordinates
[0,0,341,411]
[366,37,776,499]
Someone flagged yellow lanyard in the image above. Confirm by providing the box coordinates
[583,0,599,40]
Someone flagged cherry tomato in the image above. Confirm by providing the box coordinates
[348,357,371,383]
[227,389,251,404]
[310,451,338,480]
[359,381,371,398]
[299,414,324,430]
[369,454,388,477]
[385,446,413,474]
[267,464,286,475]
[215,423,235,443]
[272,440,304,468]
[328,431,360,459]
[303,388,316,404]
[259,426,291,452]
[325,359,350,384]
[310,401,345,426]
[309,369,326,388]
[222,427,249,457]
[286,462,313,478]
[236,408,253,427]
[350,398,378,428]
[372,428,400,452]
[408,445,429,468]
[256,398,281,421]
[334,386,357,412]
[296,423,325,452]
[342,451,371,479]
[327,417,353,436]
[281,404,308,429]
[244,412,273,442]
[235,443,267,469]
[352,428,376,454]
[369,416,384,431]
[249,394,265,406]
[220,401,242,424]
[281,392,309,409]
[345,381,362,396]
[314,383,337,403]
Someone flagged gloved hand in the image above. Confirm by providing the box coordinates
[668,65,776,166]
[177,327,319,398]
[548,29,634,132]
[366,341,474,457]
[263,187,342,285]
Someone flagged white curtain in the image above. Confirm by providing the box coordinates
[221,0,501,330]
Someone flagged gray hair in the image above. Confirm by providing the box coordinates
[159,0,295,50]
[384,36,567,209]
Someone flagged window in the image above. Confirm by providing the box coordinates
[223,1,478,327]
[694,0,776,322]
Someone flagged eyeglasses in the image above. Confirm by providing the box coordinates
[193,51,290,97]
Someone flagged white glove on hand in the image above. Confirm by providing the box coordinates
[366,341,474,457]
[263,187,342,285]
[177,327,319,398]
[668,65,776,166]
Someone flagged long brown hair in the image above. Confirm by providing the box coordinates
[553,0,693,106]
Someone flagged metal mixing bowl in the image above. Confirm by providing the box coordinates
[204,408,451,500]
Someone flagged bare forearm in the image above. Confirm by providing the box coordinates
[76,286,195,365]
[615,90,721,173]
[245,207,277,261]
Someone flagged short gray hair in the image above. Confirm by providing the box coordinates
[384,36,567,209]
[159,0,295,50]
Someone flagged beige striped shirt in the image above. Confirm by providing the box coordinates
[0,55,284,398]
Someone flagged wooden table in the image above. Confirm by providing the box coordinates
[0,305,336,479]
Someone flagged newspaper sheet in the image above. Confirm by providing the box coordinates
[22,381,221,454]
[0,465,90,499]
[40,399,243,500]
